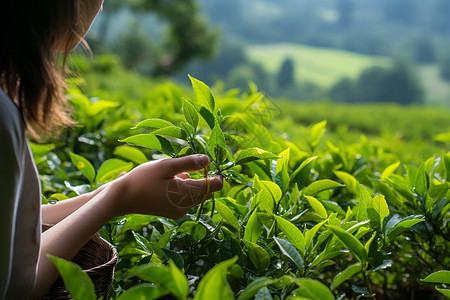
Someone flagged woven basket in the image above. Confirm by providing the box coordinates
[41,224,118,300]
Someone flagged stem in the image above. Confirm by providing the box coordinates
[362,268,375,299]
[195,202,205,223]
[195,167,209,223]
[210,194,215,218]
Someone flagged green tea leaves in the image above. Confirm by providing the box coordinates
[302,179,344,196]
[275,216,305,253]
[114,145,148,164]
[70,152,95,183]
[208,121,227,164]
[120,134,175,156]
[132,118,174,130]
[274,237,304,272]
[216,200,240,230]
[327,225,367,263]
[189,75,216,113]
[421,270,450,285]
[243,240,270,272]
[331,263,362,290]
[234,148,278,166]
[47,255,96,300]
[193,257,238,300]
[293,278,335,300]
[182,99,199,130]
[96,158,133,183]
[384,215,425,244]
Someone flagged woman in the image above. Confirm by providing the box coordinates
[0,1,223,298]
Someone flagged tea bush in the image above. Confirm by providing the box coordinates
[34,61,450,299]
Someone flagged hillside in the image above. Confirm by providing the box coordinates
[247,43,389,88]
[247,43,450,105]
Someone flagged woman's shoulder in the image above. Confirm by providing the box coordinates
[0,88,24,142]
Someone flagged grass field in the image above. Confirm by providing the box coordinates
[247,43,389,87]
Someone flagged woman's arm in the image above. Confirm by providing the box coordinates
[32,155,223,299]
[41,184,107,225]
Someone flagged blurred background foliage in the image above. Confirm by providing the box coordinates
[81,0,450,107]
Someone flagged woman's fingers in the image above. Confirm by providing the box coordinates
[181,176,223,194]
[167,175,223,208]
[174,172,191,180]
[160,155,210,178]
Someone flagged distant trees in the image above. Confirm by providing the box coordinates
[93,0,218,76]
[277,58,295,89]
[330,60,423,104]
[410,36,436,64]
[439,56,450,82]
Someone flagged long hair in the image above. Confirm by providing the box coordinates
[0,1,84,140]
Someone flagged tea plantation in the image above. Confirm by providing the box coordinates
[36,56,450,299]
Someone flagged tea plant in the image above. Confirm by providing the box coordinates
[36,70,450,299]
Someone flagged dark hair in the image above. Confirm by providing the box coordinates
[0,1,84,139]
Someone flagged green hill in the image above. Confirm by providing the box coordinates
[247,43,389,88]
[247,43,450,105]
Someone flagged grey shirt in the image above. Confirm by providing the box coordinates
[0,88,41,299]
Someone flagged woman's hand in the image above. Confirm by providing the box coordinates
[107,154,223,219]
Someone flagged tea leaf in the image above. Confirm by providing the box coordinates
[96,158,133,183]
[435,287,450,298]
[132,231,153,254]
[120,134,175,156]
[293,278,335,300]
[421,270,450,284]
[302,180,344,196]
[189,75,215,112]
[216,200,240,230]
[310,120,327,149]
[237,277,275,300]
[305,196,328,219]
[69,152,95,183]
[290,156,318,183]
[327,225,367,263]
[131,118,174,130]
[193,257,238,300]
[414,161,427,197]
[161,249,185,270]
[357,183,372,222]
[372,194,390,230]
[421,270,450,298]
[168,260,189,297]
[244,210,262,243]
[114,145,148,164]
[117,214,155,235]
[275,216,305,253]
[243,240,270,272]
[136,263,189,299]
[208,121,227,163]
[334,171,358,195]
[199,106,216,129]
[47,255,96,300]
[234,148,278,166]
[385,215,425,243]
[152,126,188,140]
[273,237,304,272]
[381,161,401,178]
[304,220,327,251]
[331,263,362,290]
[255,287,273,300]
[116,284,167,300]
[259,180,283,207]
[182,98,199,130]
